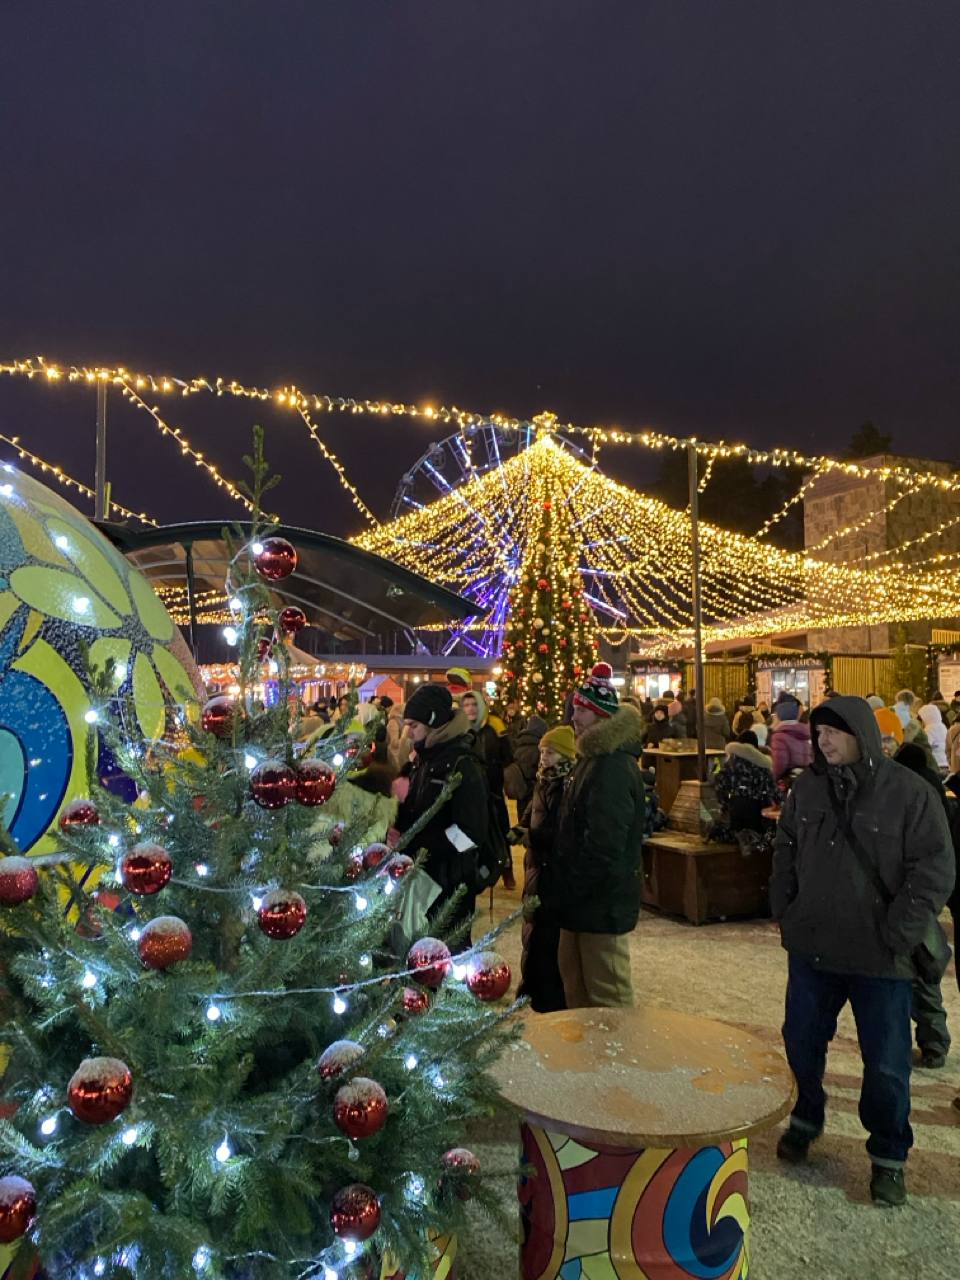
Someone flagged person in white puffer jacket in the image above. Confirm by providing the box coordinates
[918,702,948,770]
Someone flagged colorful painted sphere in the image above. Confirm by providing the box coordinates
[67,1056,133,1124]
[406,937,452,990]
[333,1077,389,1140]
[330,1183,381,1242]
[121,842,173,895]
[200,695,236,739]
[0,1175,37,1244]
[253,537,297,581]
[294,760,336,807]
[257,889,307,939]
[466,951,511,1001]
[0,471,201,855]
[138,915,193,970]
[317,1039,365,1081]
[249,759,297,809]
[278,606,307,635]
[58,798,100,830]
[0,855,40,905]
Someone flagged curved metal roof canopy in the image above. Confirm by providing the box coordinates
[100,521,477,658]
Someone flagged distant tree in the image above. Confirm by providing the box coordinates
[845,421,893,459]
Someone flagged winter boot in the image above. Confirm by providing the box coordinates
[776,1125,814,1164]
[870,1165,907,1207]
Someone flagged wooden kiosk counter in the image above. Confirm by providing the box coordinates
[494,1005,795,1280]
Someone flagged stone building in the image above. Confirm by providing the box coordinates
[804,453,960,654]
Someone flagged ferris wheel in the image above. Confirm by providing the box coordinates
[391,420,593,517]
[386,423,600,658]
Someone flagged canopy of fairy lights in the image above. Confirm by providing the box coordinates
[3,355,960,653]
[353,432,960,653]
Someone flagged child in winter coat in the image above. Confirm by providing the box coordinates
[710,732,779,856]
[511,725,576,1012]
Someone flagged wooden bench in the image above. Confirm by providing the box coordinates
[493,1005,795,1280]
[642,830,773,925]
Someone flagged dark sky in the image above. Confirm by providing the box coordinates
[2,0,958,535]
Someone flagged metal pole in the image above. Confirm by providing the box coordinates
[688,444,707,782]
[184,544,199,657]
[94,382,108,520]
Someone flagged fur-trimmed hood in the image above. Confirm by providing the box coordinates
[577,703,645,759]
[725,741,773,770]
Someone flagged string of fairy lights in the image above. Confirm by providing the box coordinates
[2,354,959,649]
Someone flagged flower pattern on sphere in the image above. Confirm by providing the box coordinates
[0,471,201,853]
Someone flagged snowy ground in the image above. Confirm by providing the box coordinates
[458,855,960,1280]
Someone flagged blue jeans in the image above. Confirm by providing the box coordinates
[782,953,913,1166]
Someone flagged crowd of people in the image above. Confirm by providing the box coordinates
[293,671,959,1207]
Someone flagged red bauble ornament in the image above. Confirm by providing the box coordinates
[0,1176,36,1244]
[279,605,307,636]
[466,951,511,1001]
[256,636,273,661]
[250,759,297,809]
[317,1039,365,1081]
[407,937,452,989]
[138,915,193,970]
[333,1077,389,1139]
[559,638,568,648]
[254,536,297,581]
[543,500,552,510]
[257,889,308,939]
[0,856,40,906]
[385,854,414,881]
[441,1147,481,1200]
[200,695,235,739]
[67,1056,133,1125]
[294,760,336,807]
[580,612,590,622]
[592,637,601,648]
[361,842,390,871]
[330,1183,381,1242]
[537,643,549,654]
[401,985,430,1015]
[329,822,346,848]
[561,599,572,610]
[59,798,100,830]
[344,851,365,881]
[537,578,549,590]
[121,843,173,895]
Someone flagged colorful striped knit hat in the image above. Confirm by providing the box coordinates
[572,662,619,719]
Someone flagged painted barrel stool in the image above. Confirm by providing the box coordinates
[494,1006,795,1279]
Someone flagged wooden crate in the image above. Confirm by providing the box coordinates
[641,830,772,925]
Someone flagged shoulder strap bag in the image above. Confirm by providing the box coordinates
[828,788,951,983]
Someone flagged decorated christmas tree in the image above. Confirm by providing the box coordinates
[0,437,517,1280]
[498,462,597,722]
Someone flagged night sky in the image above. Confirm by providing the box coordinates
[2,1,958,536]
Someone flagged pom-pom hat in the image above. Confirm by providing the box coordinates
[572,662,619,719]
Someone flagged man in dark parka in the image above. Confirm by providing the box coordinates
[771,696,954,1207]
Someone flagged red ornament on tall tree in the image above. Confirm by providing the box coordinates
[253,536,297,581]
[294,759,336,806]
[0,856,40,906]
[279,605,307,635]
[67,1056,133,1124]
[201,695,235,739]
[257,889,308,939]
[138,916,193,970]
[333,1077,389,1139]
[0,1175,37,1244]
[407,937,452,989]
[330,1183,381,1241]
[59,798,100,829]
[121,843,173,895]
[250,759,297,809]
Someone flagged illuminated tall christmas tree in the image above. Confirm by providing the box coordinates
[498,478,597,721]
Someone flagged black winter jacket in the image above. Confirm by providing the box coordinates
[770,696,955,980]
[397,710,489,900]
[553,704,646,934]
[510,716,547,814]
